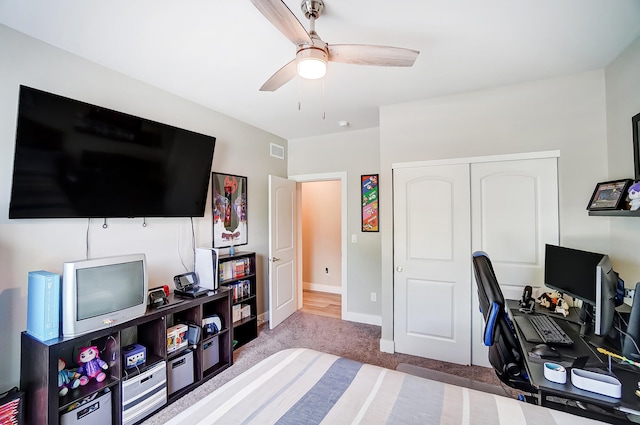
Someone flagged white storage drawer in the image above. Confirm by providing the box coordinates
[122,361,167,425]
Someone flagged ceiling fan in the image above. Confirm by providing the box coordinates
[251,0,420,91]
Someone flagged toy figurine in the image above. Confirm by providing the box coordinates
[538,292,557,309]
[538,291,571,316]
[555,297,570,317]
[76,346,108,385]
[629,182,640,211]
[57,358,80,397]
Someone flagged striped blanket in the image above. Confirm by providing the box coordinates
[166,348,603,425]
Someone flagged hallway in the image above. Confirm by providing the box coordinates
[301,290,341,319]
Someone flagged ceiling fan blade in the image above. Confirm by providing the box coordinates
[328,44,419,67]
[260,59,297,91]
[250,0,312,45]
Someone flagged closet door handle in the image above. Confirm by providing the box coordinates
[270,257,280,262]
[396,266,403,272]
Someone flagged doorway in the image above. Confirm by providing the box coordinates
[301,180,342,291]
[301,290,341,319]
[290,172,348,319]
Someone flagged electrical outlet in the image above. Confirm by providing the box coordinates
[371,292,376,302]
[352,234,357,243]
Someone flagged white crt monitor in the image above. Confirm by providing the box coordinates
[62,253,148,338]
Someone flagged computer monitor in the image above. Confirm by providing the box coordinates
[544,244,604,303]
[544,244,619,337]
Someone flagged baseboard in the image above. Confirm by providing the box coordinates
[344,312,381,326]
[303,282,342,294]
[258,312,268,326]
[380,338,394,353]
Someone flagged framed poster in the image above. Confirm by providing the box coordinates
[361,174,379,232]
[586,179,632,211]
[212,173,248,248]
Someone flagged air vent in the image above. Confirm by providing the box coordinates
[270,143,285,160]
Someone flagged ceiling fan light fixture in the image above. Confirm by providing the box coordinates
[296,47,327,79]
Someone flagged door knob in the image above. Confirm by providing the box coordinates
[396,266,403,272]
[270,257,280,262]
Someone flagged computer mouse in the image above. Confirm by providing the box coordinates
[531,344,560,358]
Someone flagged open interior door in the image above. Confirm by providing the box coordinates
[268,175,297,329]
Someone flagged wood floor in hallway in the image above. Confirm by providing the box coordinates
[301,289,341,319]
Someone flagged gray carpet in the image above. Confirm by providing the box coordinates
[396,363,510,397]
[143,311,512,424]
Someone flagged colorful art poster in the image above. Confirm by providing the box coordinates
[361,174,379,232]
[212,173,248,248]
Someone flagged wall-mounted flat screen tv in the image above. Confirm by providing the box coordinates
[9,85,216,219]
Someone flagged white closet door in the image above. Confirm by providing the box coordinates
[470,157,559,366]
[393,164,472,364]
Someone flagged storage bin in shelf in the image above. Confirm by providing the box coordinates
[58,375,119,413]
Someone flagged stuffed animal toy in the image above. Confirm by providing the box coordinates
[628,182,640,211]
[76,346,108,385]
[57,358,80,397]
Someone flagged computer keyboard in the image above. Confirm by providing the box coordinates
[513,314,574,346]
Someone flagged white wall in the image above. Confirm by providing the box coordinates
[605,36,640,281]
[288,128,381,320]
[378,70,612,345]
[302,181,342,291]
[0,24,287,388]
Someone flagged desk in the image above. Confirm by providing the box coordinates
[507,299,640,424]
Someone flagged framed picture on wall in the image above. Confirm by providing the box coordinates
[361,174,379,232]
[587,179,632,211]
[212,173,248,248]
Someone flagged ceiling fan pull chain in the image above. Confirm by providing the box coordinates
[322,78,326,120]
[298,76,302,111]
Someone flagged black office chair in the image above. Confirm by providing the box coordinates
[472,251,537,394]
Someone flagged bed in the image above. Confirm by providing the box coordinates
[165,348,603,424]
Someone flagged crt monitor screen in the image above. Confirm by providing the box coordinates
[76,260,145,320]
[544,244,604,303]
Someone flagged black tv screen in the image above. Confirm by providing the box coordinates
[9,85,216,219]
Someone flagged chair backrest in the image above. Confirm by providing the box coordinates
[472,251,535,393]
